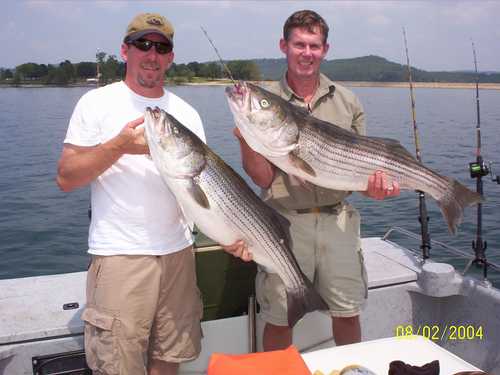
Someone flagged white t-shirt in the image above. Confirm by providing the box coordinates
[64,81,206,256]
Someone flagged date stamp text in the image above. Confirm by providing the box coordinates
[395,324,484,341]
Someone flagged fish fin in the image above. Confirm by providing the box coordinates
[286,274,329,327]
[305,116,417,162]
[437,177,483,234]
[289,153,316,177]
[370,136,402,145]
[187,181,210,209]
[372,137,417,160]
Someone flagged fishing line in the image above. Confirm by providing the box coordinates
[403,27,431,260]
[200,26,236,85]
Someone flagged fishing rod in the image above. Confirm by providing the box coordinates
[200,26,257,351]
[403,28,431,260]
[464,41,491,280]
[200,26,236,85]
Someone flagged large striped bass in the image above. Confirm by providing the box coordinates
[144,107,328,327]
[225,82,482,234]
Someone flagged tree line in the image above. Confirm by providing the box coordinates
[0,53,261,85]
[256,55,500,83]
[3,54,499,85]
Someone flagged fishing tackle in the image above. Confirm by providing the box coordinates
[469,161,489,179]
[403,28,431,260]
[200,26,236,86]
[464,41,491,281]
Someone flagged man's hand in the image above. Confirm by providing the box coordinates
[362,170,400,200]
[222,240,253,262]
[114,116,150,155]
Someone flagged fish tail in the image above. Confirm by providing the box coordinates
[286,275,329,328]
[437,177,483,234]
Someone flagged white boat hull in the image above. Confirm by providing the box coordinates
[1,237,499,374]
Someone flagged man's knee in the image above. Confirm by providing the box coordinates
[333,315,360,325]
[148,359,179,375]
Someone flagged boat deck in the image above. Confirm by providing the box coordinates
[2,237,499,374]
[302,336,481,374]
[0,238,418,348]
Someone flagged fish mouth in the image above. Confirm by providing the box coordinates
[225,81,249,111]
[145,107,171,139]
[146,106,161,120]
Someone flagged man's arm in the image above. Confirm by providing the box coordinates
[233,128,275,189]
[56,117,147,192]
[351,95,366,136]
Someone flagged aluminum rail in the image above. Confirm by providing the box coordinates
[382,226,500,273]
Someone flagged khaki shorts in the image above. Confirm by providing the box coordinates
[82,246,203,374]
[256,203,367,326]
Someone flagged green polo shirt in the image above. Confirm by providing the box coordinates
[260,72,366,210]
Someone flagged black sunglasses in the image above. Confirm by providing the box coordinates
[128,38,172,55]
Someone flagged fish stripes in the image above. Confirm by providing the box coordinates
[225,82,482,234]
[144,106,328,327]
[299,127,449,196]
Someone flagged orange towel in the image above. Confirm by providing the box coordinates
[207,346,312,375]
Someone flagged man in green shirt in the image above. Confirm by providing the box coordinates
[229,9,400,350]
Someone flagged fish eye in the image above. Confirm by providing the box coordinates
[173,127,179,134]
[260,99,270,108]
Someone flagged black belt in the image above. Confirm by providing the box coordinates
[293,203,342,215]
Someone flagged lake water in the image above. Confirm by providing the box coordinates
[1,85,499,285]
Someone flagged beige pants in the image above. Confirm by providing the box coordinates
[82,246,203,375]
[256,203,368,326]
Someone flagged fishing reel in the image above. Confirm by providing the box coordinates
[469,160,500,184]
[469,160,489,179]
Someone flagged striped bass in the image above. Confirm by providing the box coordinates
[225,82,482,234]
[144,107,328,327]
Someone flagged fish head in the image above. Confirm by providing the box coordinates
[144,107,205,179]
[225,81,284,129]
[225,81,298,157]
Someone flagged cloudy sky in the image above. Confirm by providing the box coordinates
[2,1,499,72]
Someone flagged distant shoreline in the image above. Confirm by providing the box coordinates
[339,81,500,90]
[183,80,500,90]
[2,81,500,90]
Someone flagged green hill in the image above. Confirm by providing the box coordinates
[253,55,500,83]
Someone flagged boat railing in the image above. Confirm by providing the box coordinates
[382,226,500,273]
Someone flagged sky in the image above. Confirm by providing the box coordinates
[2,1,499,72]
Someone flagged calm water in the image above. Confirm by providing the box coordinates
[1,85,499,285]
